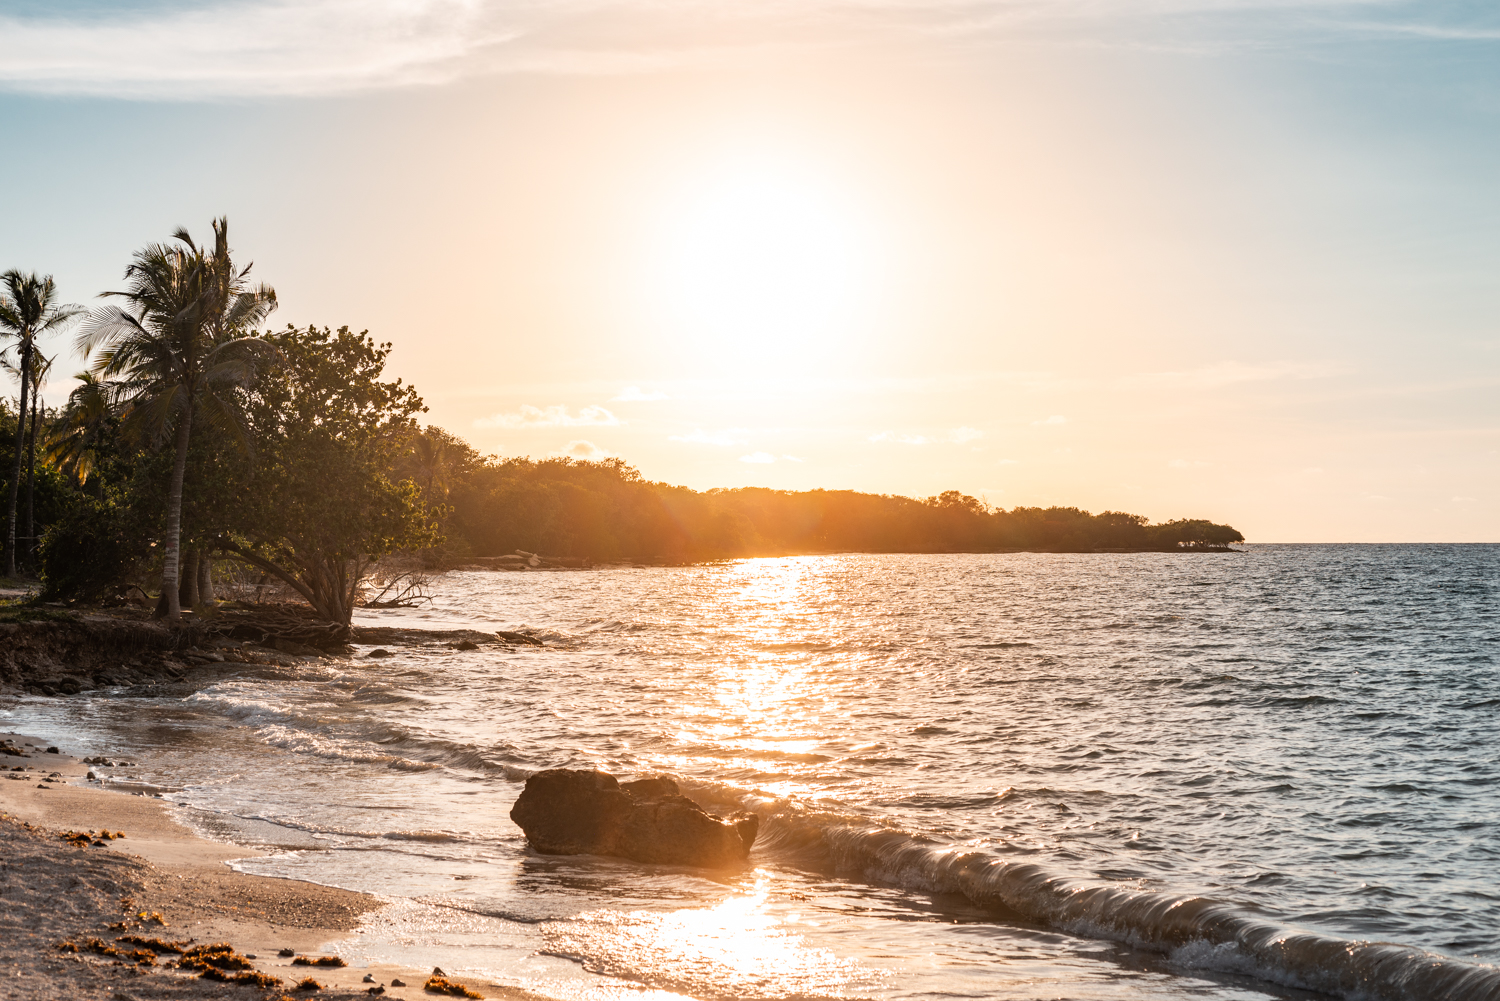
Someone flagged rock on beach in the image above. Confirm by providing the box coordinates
[510,768,758,868]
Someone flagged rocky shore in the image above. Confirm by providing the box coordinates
[0,607,546,697]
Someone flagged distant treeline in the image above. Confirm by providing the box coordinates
[4,218,1239,628]
[416,430,1244,563]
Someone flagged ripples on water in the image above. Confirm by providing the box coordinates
[9,545,1498,1001]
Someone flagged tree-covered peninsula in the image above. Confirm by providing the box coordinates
[1,220,1244,626]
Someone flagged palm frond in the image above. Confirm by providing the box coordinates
[77,305,149,360]
[118,381,184,448]
[196,390,253,457]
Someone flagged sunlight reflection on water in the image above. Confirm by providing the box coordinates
[542,875,871,999]
[10,548,1497,1001]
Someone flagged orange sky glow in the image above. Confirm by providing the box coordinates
[1,2,1496,541]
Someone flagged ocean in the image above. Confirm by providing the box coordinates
[10,545,1499,1000]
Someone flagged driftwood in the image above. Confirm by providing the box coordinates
[361,571,433,609]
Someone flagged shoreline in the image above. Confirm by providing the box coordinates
[0,610,536,698]
[0,729,536,1001]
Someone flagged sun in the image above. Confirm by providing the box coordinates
[644,151,878,369]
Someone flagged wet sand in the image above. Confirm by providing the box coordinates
[0,730,535,1001]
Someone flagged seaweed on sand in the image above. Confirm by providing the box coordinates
[179,942,254,971]
[55,938,156,966]
[424,975,483,998]
[115,935,188,953]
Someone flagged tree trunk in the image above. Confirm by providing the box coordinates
[4,342,31,578]
[24,388,38,565]
[179,548,199,609]
[159,402,193,620]
[198,550,214,606]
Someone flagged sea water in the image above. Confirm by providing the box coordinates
[9,546,1499,1000]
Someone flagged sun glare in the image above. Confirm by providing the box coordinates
[645,151,878,369]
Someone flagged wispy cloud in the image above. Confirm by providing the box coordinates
[0,0,1476,100]
[740,451,777,463]
[0,0,511,98]
[555,438,610,460]
[870,427,984,445]
[611,385,669,402]
[670,428,747,446]
[475,404,620,429]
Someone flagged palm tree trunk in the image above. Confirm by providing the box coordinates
[5,342,31,578]
[160,403,193,620]
[180,548,199,609]
[24,388,38,564]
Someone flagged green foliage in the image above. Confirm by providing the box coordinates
[223,325,439,623]
[37,493,150,602]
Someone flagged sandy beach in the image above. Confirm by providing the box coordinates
[0,730,531,1001]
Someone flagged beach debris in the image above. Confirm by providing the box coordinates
[60,828,127,849]
[510,769,758,868]
[46,746,59,753]
[115,935,187,953]
[178,943,281,986]
[56,938,157,966]
[391,978,407,986]
[279,948,296,957]
[179,942,254,972]
[295,977,324,990]
[0,739,26,756]
[135,910,167,925]
[424,975,482,998]
[35,783,49,789]
[292,955,349,967]
[202,968,283,988]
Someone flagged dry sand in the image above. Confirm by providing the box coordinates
[0,731,541,1001]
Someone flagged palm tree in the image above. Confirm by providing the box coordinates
[15,350,54,562]
[77,218,276,618]
[47,372,114,488]
[1,346,55,556]
[0,272,82,577]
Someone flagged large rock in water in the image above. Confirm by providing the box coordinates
[510,769,758,868]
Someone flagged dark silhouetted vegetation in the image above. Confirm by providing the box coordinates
[408,440,1243,562]
[3,219,1242,625]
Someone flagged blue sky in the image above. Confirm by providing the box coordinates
[1,1,1496,540]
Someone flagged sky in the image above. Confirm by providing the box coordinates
[0,0,1496,542]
